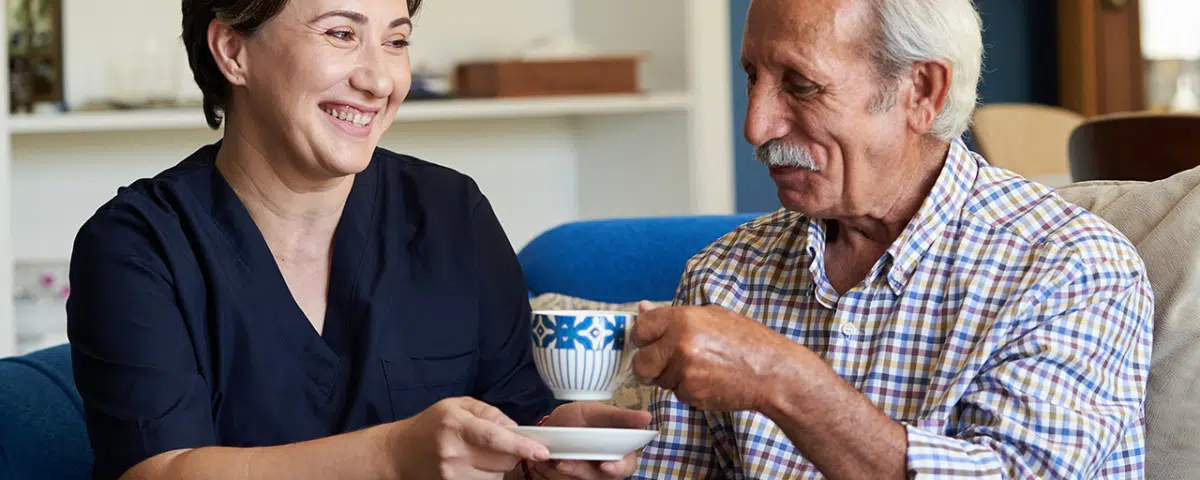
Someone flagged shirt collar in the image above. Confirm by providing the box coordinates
[883,137,978,294]
[800,138,978,298]
[804,215,838,308]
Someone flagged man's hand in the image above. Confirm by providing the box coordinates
[524,402,652,480]
[392,397,550,480]
[631,301,799,412]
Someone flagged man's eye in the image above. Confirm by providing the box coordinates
[788,84,820,97]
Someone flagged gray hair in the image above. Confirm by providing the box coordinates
[867,0,984,141]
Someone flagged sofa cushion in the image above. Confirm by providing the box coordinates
[0,344,93,479]
[518,215,759,303]
[1056,166,1200,479]
[529,293,669,411]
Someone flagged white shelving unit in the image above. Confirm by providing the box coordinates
[0,0,735,357]
[9,92,694,134]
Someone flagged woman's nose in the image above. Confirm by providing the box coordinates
[350,46,393,98]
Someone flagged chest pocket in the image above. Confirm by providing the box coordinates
[381,350,476,420]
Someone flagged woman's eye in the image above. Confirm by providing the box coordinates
[387,39,410,48]
[327,30,352,40]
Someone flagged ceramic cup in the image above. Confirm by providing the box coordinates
[530,310,636,400]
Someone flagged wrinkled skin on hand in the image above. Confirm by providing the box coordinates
[631,302,797,412]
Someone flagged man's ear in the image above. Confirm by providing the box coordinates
[905,60,951,135]
[207,19,249,86]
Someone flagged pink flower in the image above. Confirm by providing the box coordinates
[40,274,55,287]
[60,285,70,299]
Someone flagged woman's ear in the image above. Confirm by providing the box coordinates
[207,19,248,86]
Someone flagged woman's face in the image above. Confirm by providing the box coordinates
[227,0,413,180]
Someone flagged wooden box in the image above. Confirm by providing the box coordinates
[454,56,640,98]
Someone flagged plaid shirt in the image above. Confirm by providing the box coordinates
[634,139,1152,479]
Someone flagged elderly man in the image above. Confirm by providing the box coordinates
[630,0,1152,478]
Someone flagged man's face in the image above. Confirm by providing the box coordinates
[741,0,914,219]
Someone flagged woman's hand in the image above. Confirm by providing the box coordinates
[525,402,651,479]
[391,397,550,480]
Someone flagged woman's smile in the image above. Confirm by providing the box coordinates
[319,102,378,137]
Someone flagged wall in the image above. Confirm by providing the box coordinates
[730,0,1061,213]
[975,0,1059,107]
[729,0,777,214]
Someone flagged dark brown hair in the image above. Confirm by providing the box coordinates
[181,0,424,129]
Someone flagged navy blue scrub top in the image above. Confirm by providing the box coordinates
[66,142,555,479]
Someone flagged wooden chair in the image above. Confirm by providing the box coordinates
[1068,112,1200,182]
[971,103,1084,187]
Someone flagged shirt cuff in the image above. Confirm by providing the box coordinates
[904,424,1003,478]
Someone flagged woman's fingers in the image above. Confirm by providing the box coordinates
[460,415,549,462]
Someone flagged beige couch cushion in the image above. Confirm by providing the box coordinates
[1055,167,1200,479]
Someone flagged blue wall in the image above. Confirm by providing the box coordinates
[730,0,1060,213]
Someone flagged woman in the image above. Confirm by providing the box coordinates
[65,0,648,479]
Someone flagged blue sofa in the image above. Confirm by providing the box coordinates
[0,214,755,479]
[0,344,93,479]
[518,214,756,303]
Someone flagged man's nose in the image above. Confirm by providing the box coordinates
[744,85,790,147]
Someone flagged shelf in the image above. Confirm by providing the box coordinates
[7,92,693,135]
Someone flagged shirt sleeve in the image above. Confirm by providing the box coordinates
[905,258,1153,478]
[65,200,217,480]
[468,190,557,425]
[634,260,720,479]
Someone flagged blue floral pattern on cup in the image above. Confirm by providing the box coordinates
[533,313,628,351]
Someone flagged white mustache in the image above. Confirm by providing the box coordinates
[755,140,819,171]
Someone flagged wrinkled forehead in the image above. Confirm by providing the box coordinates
[741,0,873,69]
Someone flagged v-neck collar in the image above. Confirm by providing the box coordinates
[206,142,381,365]
[323,158,379,356]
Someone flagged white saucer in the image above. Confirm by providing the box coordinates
[508,426,659,461]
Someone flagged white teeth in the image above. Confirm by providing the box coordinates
[323,107,373,127]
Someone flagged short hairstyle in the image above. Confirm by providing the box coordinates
[866,0,983,141]
[181,0,425,129]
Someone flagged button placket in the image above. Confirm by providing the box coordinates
[833,289,866,339]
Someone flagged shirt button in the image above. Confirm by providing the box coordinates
[840,322,859,336]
